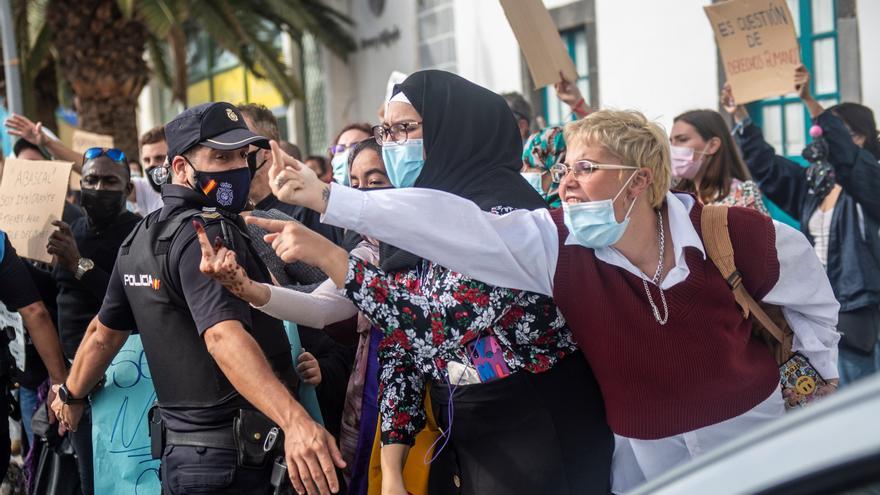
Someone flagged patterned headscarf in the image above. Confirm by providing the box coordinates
[522,126,566,207]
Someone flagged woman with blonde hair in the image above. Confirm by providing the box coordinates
[264,108,841,492]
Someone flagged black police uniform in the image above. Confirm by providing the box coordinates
[98,185,297,494]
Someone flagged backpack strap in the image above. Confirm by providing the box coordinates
[701,204,787,345]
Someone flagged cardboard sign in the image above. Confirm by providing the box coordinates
[0,306,25,371]
[500,0,578,89]
[72,129,114,155]
[91,335,161,494]
[0,159,73,263]
[705,0,801,104]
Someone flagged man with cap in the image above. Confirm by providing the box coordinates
[51,102,345,495]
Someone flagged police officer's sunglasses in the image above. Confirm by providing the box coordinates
[83,147,127,164]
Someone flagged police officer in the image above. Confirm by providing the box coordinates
[51,102,345,495]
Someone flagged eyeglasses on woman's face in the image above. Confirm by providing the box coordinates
[371,122,423,145]
[550,160,637,183]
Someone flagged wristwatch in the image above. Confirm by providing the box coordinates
[74,257,95,280]
[58,383,86,405]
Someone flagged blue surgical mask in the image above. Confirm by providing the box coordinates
[331,149,351,186]
[563,173,637,249]
[521,172,545,195]
[382,139,425,188]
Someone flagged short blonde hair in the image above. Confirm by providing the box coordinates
[563,109,671,209]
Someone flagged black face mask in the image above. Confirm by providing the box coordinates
[247,151,269,178]
[145,167,163,193]
[185,158,251,214]
[81,189,127,227]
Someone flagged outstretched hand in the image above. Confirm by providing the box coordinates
[5,114,45,146]
[554,70,584,108]
[794,64,813,102]
[720,83,749,123]
[268,140,331,213]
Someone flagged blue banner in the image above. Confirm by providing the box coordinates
[91,334,161,494]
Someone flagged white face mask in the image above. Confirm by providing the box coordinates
[562,172,637,249]
[521,172,545,195]
[331,148,351,186]
[670,144,710,180]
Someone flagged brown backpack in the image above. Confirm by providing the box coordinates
[701,204,794,365]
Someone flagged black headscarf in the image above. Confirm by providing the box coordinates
[379,70,547,271]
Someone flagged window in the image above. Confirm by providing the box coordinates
[747,0,840,159]
[302,33,327,156]
[542,28,590,127]
[418,0,457,72]
[744,0,839,226]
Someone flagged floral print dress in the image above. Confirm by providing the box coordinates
[344,256,578,446]
[716,178,770,215]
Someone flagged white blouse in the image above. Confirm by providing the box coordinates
[808,206,834,267]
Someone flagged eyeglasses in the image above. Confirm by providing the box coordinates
[83,147,127,164]
[371,122,423,145]
[550,161,637,183]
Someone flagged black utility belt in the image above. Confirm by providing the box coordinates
[149,405,283,469]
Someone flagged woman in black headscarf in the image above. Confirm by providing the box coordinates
[248,70,613,495]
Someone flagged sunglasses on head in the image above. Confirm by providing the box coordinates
[83,147,127,164]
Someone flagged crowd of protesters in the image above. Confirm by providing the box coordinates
[0,61,876,495]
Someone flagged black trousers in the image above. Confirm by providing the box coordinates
[160,445,274,495]
[428,352,613,495]
[69,404,93,495]
[0,382,10,481]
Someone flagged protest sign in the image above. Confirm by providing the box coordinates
[705,0,801,103]
[91,334,161,494]
[500,0,578,89]
[72,129,114,154]
[0,158,73,263]
[0,306,25,371]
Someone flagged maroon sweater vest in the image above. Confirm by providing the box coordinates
[550,201,781,439]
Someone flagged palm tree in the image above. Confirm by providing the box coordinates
[43,0,355,159]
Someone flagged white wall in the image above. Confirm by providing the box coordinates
[348,0,419,126]
[857,0,880,112]
[332,0,420,127]
[594,0,719,132]
[453,0,524,94]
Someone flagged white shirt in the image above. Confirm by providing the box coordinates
[252,243,376,328]
[322,184,840,378]
[131,177,164,215]
[808,206,834,267]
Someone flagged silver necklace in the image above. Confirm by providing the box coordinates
[642,208,669,325]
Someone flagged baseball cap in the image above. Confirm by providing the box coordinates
[164,102,270,160]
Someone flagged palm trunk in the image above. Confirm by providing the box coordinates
[30,60,59,134]
[46,0,148,160]
[76,92,141,162]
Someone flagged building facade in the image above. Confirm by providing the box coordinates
[137,0,877,163]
